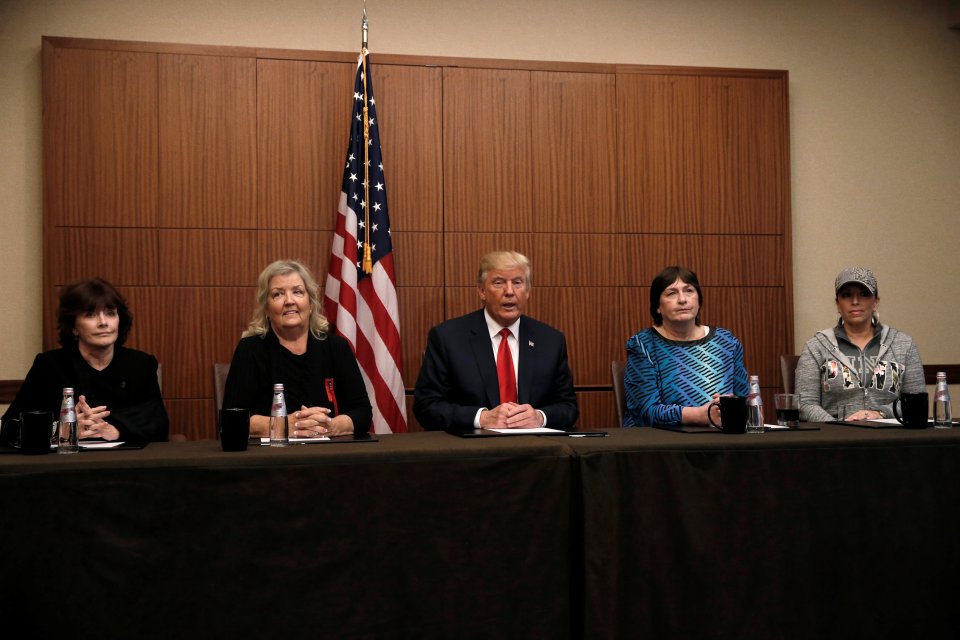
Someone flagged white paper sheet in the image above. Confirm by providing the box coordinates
[486,427,565,434]
[258,436,331,444]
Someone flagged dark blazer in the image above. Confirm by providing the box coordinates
[413,310,578,431]
[1,346,169,444]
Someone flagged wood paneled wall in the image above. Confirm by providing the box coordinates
[42,37,791,438]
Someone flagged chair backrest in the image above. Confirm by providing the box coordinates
[611,360,627,426]
[780,354,800,394]
[213,363,230,413]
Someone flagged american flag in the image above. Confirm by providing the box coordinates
[324,51,407,433]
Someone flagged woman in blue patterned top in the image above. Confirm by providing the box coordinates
[623,266,749,426]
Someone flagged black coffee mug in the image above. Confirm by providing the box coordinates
[707,396,748,434]
[219,408,251,452]
[893,392,929,429]
[17,411,56,455]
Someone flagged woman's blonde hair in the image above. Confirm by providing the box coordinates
[243,259,330,340]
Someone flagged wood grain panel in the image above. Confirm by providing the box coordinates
[257,59,354,230]
[442,68,534,232]
[149,287,252,399]
[615,64,787,79]
[258,231,332,281]
[158,230,260,286]
[621,234,705,287]
[43,44,158,227]
[158,54,256,228]
[576,391,620,430]
[701,287,788,386]
[700,76,788,234]
[443,234,624,287]
[375,64,443,232]
[49,228,158,286]
[391,232,443,287]
[166,399,215,440]
[699,234,785,286]
[398,286,445,389]
[531,72,617,233]
[618,74,701,233]
[44,36,783,78]
[531,235,630,287]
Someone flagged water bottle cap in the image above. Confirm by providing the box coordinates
[272,383,284,391]
[63,387,74,394]
[937,371,946,379]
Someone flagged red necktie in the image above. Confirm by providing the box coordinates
[497,328,517,404]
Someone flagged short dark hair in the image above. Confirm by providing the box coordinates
[649,266,703,326]
[57,278,133,347]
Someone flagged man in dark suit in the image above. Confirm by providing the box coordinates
[413,251,578,431]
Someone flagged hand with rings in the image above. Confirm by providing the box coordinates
[76,394,121,441]
[292,406,332,438]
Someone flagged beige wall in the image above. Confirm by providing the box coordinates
[2,0,959,389]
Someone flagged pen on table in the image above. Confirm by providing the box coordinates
[569,432,607,437]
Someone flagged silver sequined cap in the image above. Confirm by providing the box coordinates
[835,266,878,296]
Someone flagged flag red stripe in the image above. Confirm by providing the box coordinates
[351,325,406,430]
[359,269,402,371]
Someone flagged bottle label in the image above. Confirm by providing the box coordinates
[60,403,76,422]
[271,395,286,417]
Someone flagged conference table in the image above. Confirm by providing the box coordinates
[0,434,574,639]
[568,425,960,639]
[2,425,959,639]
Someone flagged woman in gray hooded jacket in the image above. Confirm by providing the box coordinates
[795,266,924,422]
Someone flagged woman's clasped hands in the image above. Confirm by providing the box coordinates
[291,406,353,438]
[76,394,120,441]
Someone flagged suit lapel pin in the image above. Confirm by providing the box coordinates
[528,340,535,347]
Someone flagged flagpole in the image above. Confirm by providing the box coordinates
[360,6,373,274]
[325,2,408,432]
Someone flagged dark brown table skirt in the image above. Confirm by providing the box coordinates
[3,425,960,639]
[568,425,960,639]
[1,433,574,640]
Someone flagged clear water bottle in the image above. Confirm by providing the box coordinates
[58,387,79,454]
[269,383,289,447]
[746,375,764,434]
[933,371,952,429]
